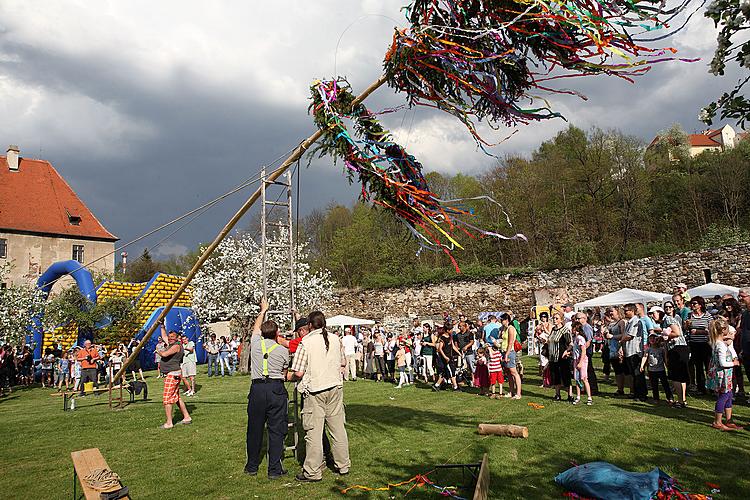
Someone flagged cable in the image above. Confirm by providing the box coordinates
[37,146,298,291]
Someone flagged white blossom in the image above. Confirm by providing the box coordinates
[192,231,334,330]
[0,263,46,346]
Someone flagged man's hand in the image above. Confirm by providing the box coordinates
[260,297,269,313]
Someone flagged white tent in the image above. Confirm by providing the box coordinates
[575,288,668,310]
[686,282,739,299]
[326,314,375,327]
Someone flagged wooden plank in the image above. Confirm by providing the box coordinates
[473,453,489,500]
[71,448,129,500]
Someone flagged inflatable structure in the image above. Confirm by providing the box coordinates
[34,261,204,365]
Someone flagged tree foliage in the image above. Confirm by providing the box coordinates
[0,263,45,346]
[43,287,140,346]
[701,0,750,126]
[191,231,334,330]
[304,125,750,287]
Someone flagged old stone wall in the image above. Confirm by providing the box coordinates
[322,242,750,323]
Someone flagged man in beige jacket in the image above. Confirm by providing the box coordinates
[288,311,350,482]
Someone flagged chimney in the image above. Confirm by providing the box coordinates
[6,145,19,171]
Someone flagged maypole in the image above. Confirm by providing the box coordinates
[112,74,389,385]
[115,0,697,385]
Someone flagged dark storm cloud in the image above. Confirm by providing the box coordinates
[0,37,362,258]
[0,1,741,262]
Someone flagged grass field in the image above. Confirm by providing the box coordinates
[1,357,749,499]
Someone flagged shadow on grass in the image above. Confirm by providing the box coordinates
[344,403,478,434]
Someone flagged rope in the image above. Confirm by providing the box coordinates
[37,145,298,292]
[83,468,121,491]
[342,473,466,499]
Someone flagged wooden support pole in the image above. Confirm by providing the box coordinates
[112,73,389,385]
[477,423,528,438]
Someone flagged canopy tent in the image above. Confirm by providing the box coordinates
[686,282,740,299]
[326,314,375,327]
[575,288,668,310]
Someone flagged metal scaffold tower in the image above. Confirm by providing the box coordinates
[259,167,300,460]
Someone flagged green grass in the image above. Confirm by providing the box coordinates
[1,357,749,499]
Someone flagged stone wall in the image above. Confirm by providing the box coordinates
[322,242,750,323]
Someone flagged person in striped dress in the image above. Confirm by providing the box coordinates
[687,296,713,394]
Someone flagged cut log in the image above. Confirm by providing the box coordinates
[477,423,528,438]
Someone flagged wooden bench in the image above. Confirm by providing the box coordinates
[71,448,129,500]
[60,385,137,411]
[432,453,489,500]
[473,453,489,500]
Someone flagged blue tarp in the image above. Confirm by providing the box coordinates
[555,462,667,500]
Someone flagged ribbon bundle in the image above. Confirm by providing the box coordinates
[309,0,694,267]
[309,78,526,271]
[384,0,698,146]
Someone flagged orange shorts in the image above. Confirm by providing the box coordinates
[162,373,181,404]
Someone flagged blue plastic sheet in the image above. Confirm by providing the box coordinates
[555,461,668,500]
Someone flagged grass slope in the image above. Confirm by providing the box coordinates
[1,357,749,499]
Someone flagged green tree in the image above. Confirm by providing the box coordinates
[701,0,750,126]
[124,248,159,282]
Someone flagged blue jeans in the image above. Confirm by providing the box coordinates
[207,354,219,376]
[218,352,232,375]
[464,353,476,374]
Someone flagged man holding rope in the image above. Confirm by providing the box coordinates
[244,298,290,479]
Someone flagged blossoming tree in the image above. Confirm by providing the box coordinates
[0,263,45,347]
[192,230,334,372]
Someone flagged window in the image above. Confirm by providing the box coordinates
[66,209,82,226]
[72,244,85,263]
[0,238,6,259]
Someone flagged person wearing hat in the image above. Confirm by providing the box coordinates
[204,333,220,377]
[244,297,290,479]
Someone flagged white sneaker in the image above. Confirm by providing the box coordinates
[396,385,402,389]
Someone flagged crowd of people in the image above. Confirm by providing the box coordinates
[0,338,147,396]
[4,280,749,454]
[313,311,528,400]
[533,285,750,431]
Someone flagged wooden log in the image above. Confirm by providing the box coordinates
[477,423,528,438]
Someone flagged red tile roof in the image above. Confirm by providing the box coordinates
[687,134,722,148]
[0,155,118,241]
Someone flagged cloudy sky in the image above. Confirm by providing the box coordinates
[0,1,742,261]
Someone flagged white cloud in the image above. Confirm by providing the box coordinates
[151,241,189,258]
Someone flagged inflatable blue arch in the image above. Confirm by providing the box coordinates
[31,260,204,365]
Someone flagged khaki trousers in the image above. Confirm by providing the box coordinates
[346,354,358,380]
[302,386,350,479]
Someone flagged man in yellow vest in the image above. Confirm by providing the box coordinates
[244,298,290,479]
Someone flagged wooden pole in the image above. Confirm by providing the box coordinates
[112,74,389,385]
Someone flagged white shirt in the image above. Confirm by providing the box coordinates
[341,335,358,356]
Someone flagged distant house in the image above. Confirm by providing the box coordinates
[0,145,118,287]
[647,124,747,160]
